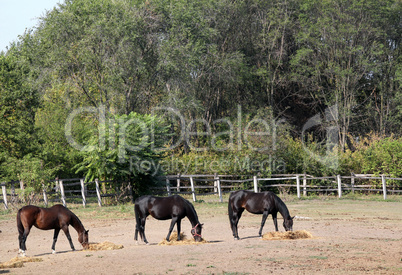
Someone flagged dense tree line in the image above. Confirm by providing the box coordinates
[0,0,401,191]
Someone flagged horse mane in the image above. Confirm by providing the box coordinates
[68,210,86,232]
[183,198,200,225]
[273,193,291,219]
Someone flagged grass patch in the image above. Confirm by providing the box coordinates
[309,256,328,260]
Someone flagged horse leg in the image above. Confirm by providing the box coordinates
[62,226,75,251]
[258,211,269,237]
[272,212,279,231]
[134,225,139,243]
[51,228,61,254]
[231,208,244,240]
[176,219,182,241]
[138,218,148,244]
[166,217,178,241]
[19,227,31,256]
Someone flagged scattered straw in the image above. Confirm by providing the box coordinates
[158,232,208,246]
[0,256,42,269]
[86,241,124,251]
[262,230,313,240]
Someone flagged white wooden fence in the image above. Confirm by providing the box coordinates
[0,178,120,210]
[1,174,401,209]
[160,173,402,202]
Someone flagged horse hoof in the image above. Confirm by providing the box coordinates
[52,250,57,254]
[19,249,26,257]
[145,242,150,246]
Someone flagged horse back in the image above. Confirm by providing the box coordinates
[135,195,188,220]
[229,190,277,214]
[19,204,71,230]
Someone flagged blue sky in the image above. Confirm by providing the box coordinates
[0,0,62,52]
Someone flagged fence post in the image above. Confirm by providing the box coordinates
[381,175,387,200]
[2,183,8,210]
[216,176,223,203]
[11,182,16,204]
[189,176,196,202]
[176,173,181,192]
[59,179,66,207]
[214,173,218,193]
[80,179,86,207]
[296,175,301,199]
[127,182,134,204]
[95,179,102,207]
[42,183,48,207]
[351,173,355,193]
[337,175,342,198]
[166,178,171,196]
[303,174,307,196]
[253,176,258,192]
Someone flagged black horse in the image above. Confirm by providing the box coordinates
[134,195,203,244]
[228,190,294,240]
[17,204,89,256]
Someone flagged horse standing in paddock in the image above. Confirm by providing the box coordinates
[134,195,203,244]
[17,204,89,256]
[228,190,294,240]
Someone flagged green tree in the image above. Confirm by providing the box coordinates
[74,112,169,194]
[291,0,399,149]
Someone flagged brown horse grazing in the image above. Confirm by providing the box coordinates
[228,190,294,240]
[134,195,203,244]
[17,204,89,256]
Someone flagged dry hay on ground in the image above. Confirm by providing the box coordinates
[158,232,209,246]
[262,230,313,240]
[86,241,124,251]
[0,256,43,269]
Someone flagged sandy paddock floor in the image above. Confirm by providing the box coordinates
[0,199,401,274]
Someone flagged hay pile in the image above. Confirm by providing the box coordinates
[0,256,42,269]
[262,230,313,240]
[158,232,208,246]
[86,241,124,251]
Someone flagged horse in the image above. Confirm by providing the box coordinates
[134,195,203,244]
[228,190,294,240]
[17,204,89,256]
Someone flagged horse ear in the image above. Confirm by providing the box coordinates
[291,216,295,220]
[86,230,89,233]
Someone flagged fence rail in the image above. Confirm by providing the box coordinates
[1,173,401,209]
[159,173,401,202]
[0,178,129,210]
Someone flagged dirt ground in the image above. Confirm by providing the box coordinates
[0,198,401,274]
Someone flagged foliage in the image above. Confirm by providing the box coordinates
[74,112,169,194]
[0,0,401,192]
[345,134,402,176]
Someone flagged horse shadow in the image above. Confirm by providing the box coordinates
[238,235,261,240]
[137,240,224,246]
[34,249,83,257]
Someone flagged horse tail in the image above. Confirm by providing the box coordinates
[134,203,141,228]
[228,192,235,227]
[17,208,24,235]
[134,202,143,241]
